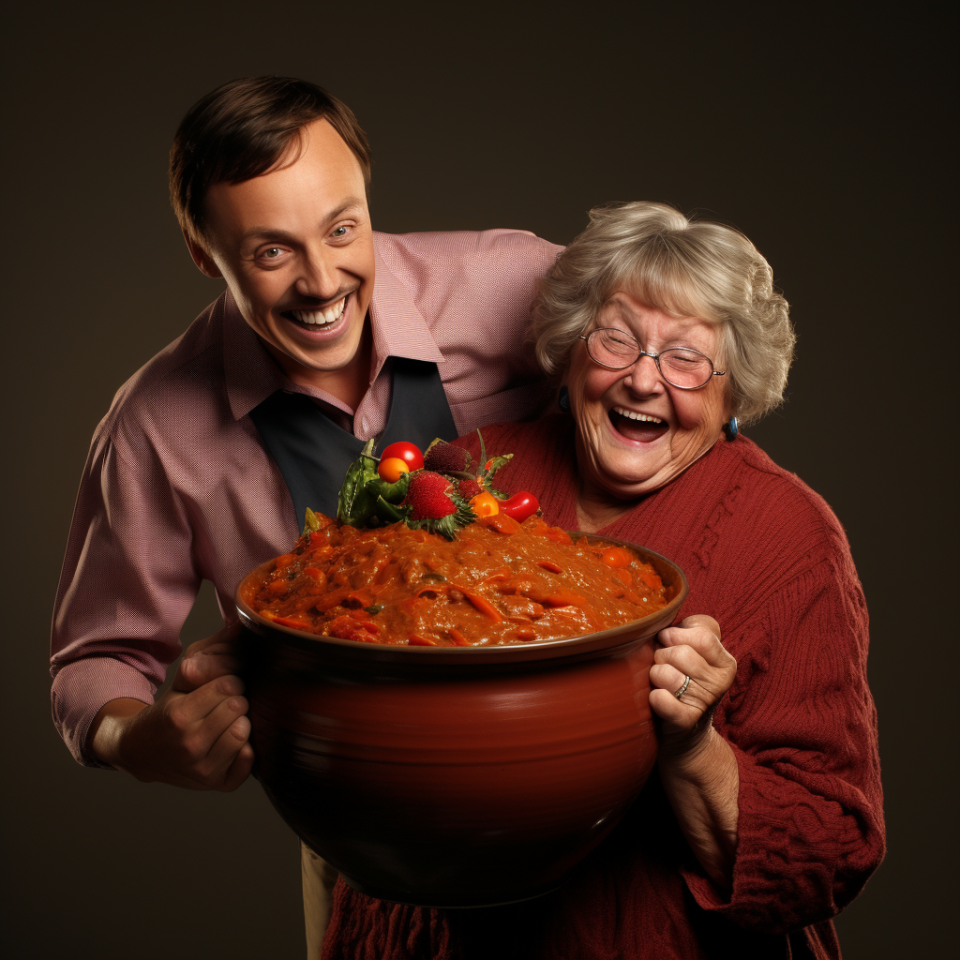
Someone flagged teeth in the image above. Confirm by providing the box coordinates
[613,407,663,423]
[292,296,346,326]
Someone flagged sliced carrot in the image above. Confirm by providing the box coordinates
[408,634,439,646]
[538,560,563,573]
[460,588,504,622]
[448,628,472,647]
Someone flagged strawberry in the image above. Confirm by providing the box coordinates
[457,477,483,500]
[403,471,475,539]
[404,472,458,521]
[423,439,471,474]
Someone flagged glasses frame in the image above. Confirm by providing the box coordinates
[578,328,725,390]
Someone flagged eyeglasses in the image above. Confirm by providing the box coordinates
[578,328,725,390]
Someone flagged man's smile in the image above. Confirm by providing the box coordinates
[284,295,348,328]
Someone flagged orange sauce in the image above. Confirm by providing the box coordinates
[240,512,668,646]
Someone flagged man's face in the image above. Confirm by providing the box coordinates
[193,118,375,395]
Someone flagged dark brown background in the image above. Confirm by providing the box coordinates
[3,5,954,957]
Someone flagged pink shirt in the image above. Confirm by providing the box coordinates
[51,229,561,765]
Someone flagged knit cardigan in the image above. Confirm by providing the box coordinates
[321,415,885,960]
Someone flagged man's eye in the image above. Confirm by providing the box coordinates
[262,247,283,259]
[332,226,350,239]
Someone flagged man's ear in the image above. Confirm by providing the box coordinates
[183,231,223,279]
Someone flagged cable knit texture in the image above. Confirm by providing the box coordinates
[321,415,884,960]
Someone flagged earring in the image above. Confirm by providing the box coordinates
[723,416,738,440]
[558,386,571,413]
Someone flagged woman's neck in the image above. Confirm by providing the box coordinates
[575,489,635,533]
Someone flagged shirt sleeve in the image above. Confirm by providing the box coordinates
[50,420,202,766]
[681,548,885,933]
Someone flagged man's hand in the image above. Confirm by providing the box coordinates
[88,623,254,791]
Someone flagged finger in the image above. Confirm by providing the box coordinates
[653,643,708,678]
[220,740,256,793]
[649,661,691,696]
[679,614,720,640]
[203,714,252,785]
[169,675,246,726]
[182,621,242,660]
[176,649,242,691]
[657,623,733,671]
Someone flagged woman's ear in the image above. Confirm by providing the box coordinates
[183,231,223,279]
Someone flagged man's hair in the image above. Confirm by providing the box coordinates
[170,76,372,248]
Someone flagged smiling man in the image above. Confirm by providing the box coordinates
[50,76,560,949]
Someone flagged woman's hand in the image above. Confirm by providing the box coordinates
[649,615,740,889]
[649,614,736,759]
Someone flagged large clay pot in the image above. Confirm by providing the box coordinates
[236,536,687,908]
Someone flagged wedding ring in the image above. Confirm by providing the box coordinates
[674,675,691,699]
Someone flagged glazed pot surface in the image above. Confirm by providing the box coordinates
[237,535,687,907]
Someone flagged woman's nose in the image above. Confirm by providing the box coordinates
[623,353,663,394]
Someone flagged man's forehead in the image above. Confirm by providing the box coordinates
[203,121,368,240]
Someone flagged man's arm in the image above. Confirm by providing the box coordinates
[87,624,254,791]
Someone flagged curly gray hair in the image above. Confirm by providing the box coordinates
[533,201,795,424]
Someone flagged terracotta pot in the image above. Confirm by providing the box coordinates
[236,535,687,907]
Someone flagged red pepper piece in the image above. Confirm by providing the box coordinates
[499,491,540,522]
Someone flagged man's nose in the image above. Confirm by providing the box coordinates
[294,251,340,300]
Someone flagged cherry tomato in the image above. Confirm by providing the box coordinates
[499,491,540,522]
[469,492,500,517]
[378,457,410,483]
[599,546,633,569]
[380,441,424,471]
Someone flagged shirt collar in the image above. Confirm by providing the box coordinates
[223,233,445,421]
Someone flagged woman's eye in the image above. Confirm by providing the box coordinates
[332,225,351,239]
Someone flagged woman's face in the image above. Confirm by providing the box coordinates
[567,291,731,503]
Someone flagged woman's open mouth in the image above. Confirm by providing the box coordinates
[610,406,668,442]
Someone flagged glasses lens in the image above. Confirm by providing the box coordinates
[659,349,713,388]
[587,329,639,368]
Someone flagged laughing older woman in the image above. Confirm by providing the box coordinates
[321,202,885,959]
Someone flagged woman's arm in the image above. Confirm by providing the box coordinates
[649,615,739,888]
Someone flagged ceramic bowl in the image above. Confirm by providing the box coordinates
[235,535,687,907]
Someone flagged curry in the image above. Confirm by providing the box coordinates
[240,510,668,647]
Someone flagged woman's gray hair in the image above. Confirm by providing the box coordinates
[533,201,795,424]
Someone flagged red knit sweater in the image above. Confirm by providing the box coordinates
[321,416,884,959]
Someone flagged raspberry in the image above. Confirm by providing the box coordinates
[423,440,470,474]
[404,472,458,521]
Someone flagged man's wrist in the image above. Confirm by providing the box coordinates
[88,698,148,769]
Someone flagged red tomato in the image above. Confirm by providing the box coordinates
[380,441,424,471]
[378,457,410,483]
[499,491,540,522]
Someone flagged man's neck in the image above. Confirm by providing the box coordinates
[270,325,374,412]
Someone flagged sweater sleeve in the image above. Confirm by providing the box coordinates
[682,545,885,933]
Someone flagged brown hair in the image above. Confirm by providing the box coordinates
[170,76,372,248]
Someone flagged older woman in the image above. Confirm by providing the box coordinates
[320,202,885,959]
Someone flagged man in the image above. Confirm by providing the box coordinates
[50,76,560,947]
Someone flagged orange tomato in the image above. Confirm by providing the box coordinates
[470,491,500,517]
[378,457,411,483]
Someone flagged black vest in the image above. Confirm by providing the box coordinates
[250,357,457,526]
